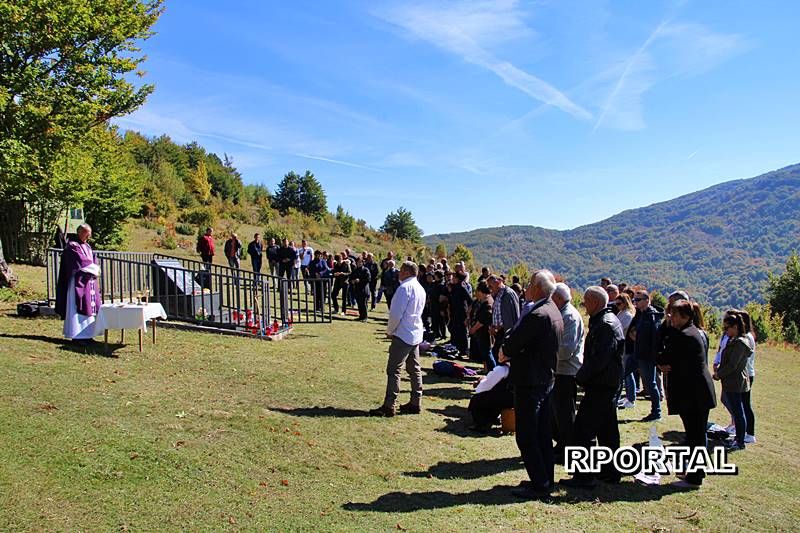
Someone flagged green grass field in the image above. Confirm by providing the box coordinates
[1,266,798,531]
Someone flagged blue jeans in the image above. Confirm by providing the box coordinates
[725,391,747,446]
[616,353,638,404]
[637,359,661,417]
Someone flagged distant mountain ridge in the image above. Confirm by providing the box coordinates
[425,163,800,308]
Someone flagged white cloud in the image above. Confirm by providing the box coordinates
[593,20,748,131]
[376,0,592,120]
[291,153,382,172]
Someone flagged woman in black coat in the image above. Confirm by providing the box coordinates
[657,299,716,487]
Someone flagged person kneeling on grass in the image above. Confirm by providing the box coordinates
[468,362,513,433]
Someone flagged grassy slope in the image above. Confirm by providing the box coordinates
[1,267,798,531]
[123,214,418,269]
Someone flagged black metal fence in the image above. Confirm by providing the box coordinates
[46,248,331,336]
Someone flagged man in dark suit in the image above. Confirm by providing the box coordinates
[499,269,563,500]
[561,286,625,488]
[349,257,372,321]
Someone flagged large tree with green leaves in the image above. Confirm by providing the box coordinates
[298,171,327,220]
[767,252,800,337]
[273,170,328,220]
[381,207,423,243]
[272,171,302,215]
[80,126,146,248]
[0,0,163,260]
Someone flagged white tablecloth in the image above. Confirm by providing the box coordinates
[94,303,167,334]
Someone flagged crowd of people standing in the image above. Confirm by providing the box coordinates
[364,262,758,498]
[196,230,758,495]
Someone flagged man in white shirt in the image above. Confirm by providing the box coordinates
[299,239,314,287]
[370,261,427,417]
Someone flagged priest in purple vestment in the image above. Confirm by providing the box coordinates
[55,224,101,344]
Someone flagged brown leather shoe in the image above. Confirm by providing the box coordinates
[368,405,395,417]
[398,403,421,415]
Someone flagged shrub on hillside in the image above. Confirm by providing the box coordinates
[785,322,800,345]
[650,290,668,310]
[258,205,276,225]
[179,206,216,228]
[175,223,194,236]
[159,234,177,250]
[744,302,784,342]
[699,303,722,336]
[263,224,289,244]
[767,252,800,337]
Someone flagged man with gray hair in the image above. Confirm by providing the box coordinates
[561,286,625,488]
[499,269,563,500]
[550,282,584,463]
[370,261,427,417]
[487,275,520,363]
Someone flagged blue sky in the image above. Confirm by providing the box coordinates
[116,0,800,235]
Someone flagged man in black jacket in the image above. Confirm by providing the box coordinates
[247,233,263,274]
[266,238,279,276]
[349,257,371,321]
[561,286,625,488]
[634,290,664,421]
[277,238,296,279]
[447,272,472,355]
[366,253,380,310]
[499,269,563,500]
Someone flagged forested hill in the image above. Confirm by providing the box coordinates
[425,163,800,308]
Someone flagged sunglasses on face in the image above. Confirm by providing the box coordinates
[633,298,645,302]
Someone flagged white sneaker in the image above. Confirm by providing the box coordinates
[619,400,635,409]
[744,434,757,444]
[725,424,736,434]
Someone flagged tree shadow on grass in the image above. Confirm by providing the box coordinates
[343,481,684,512]
[404,457,524,479]
[0,333,118,357]
[269,406,369,418]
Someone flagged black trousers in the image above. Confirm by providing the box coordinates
[572,385,620,480]
[491,328,506,361]
[469,384,513,429]
[331,282,348,313]
[679,408,710,485]
[514,384,555,490]
[551,374,577,454]
[355,291,369,320]
[312,282,325,312]
[431,309,446,338]
[449,315,468,354]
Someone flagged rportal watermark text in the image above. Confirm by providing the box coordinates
[564,446,737,475]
